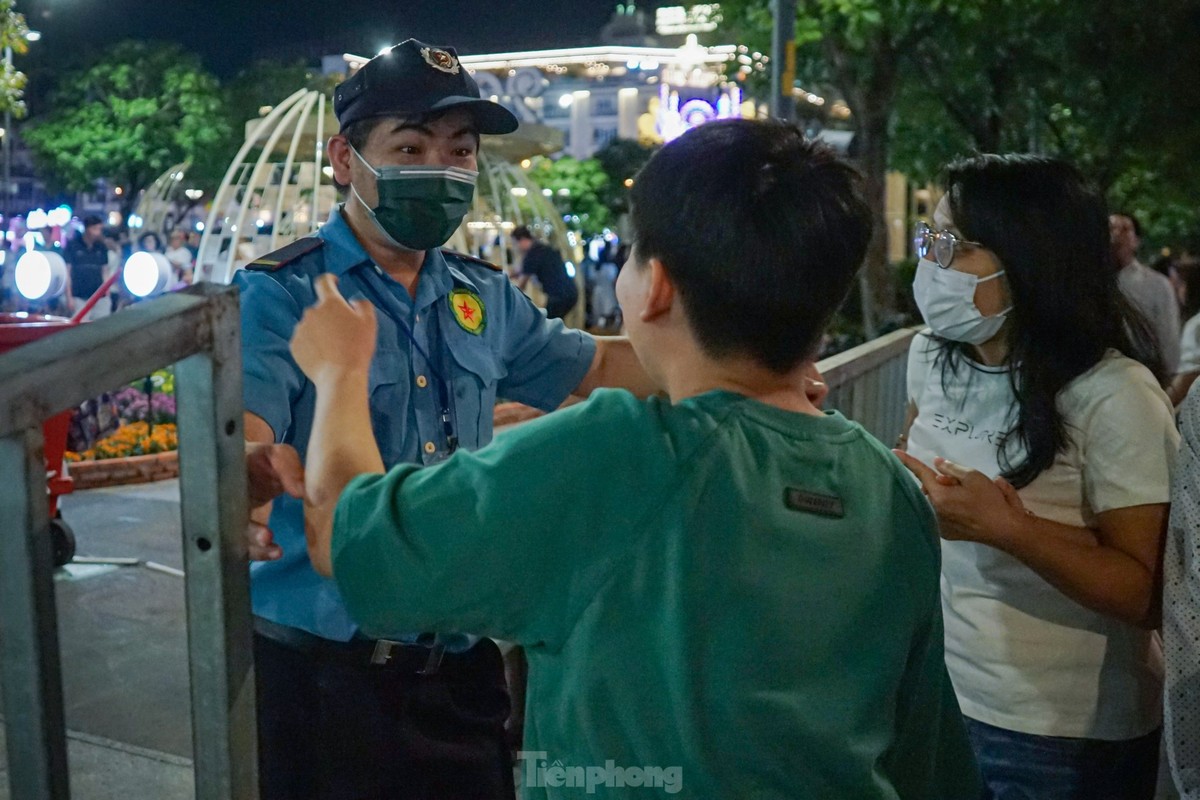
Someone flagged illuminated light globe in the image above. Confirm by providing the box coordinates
[47,206,73,228]
[123,252,173,298]
[26,209,49,230]
[15,251,68,301]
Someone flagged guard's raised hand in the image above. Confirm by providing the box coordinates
[244,440,305,561]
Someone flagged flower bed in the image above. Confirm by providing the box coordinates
[63,368,180,489]
[65,422,178,462]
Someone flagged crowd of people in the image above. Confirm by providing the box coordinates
[0,215,200,318]
[224,37,1200,800]
[7,30,1200,800]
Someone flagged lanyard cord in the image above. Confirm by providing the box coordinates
[358,265,459,455]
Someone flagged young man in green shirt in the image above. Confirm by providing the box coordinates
[290,119,980,798]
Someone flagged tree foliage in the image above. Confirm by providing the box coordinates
[592,137,657,220]
[526,140,658,238]
[0,0,29,118]
[186,59,340,195]
[22,40,229,220]
[717,0,1200,323]
[528,155,613,237]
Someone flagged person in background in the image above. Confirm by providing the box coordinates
[511,225,578,320]
[292,119,981,800]
[897,155,1175,800]
[137,231,162,253]
[1113,211,1181,376]
[1168,256,1200,406]
[65,215,114,321]
[164,229,194,284]
[587,249,620,331]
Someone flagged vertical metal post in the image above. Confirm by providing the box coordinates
[175,293,258,800]
[770,0,798,120]
[0,426,70,799]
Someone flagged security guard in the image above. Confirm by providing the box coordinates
[236,40,654,799]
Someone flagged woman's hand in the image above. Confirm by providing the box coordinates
[893,450,1027,545]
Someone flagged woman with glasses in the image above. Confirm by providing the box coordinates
[895,153,1176,799]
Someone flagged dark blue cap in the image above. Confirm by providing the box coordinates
[334,39,519,134]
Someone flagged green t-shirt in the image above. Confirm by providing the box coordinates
[333,389,980,799]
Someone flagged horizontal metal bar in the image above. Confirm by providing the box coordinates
[0,283,238,437]
[817,325,921,389]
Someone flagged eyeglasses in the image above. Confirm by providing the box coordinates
[913,221,985,270]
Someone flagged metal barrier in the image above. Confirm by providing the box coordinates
[0,284,256,799]
[818,326,921,447]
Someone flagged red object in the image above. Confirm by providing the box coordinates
[69,268,122,325]
[0,312,79,517]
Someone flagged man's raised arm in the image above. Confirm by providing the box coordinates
[289,274,384,575]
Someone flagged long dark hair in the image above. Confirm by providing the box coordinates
[933,154,1164,488]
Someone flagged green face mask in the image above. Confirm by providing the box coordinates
[351,147,478,251]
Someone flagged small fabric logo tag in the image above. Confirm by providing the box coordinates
[784,488,845,518]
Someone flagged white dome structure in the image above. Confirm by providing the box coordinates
[195,89,337,284]
[128,162,192,243]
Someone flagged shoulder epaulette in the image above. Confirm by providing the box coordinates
[246,237,324,272]
[441,249,503,272]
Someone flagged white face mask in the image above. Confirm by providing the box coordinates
[913,258,1012,345]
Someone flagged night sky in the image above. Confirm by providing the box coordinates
[20,0,651,83]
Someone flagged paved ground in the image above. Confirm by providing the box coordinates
[0,479,195,798]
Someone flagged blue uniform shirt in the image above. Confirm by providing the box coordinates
[234,206,597,644]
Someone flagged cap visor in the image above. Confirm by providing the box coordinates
[429,96,520,135]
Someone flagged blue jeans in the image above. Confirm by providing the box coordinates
[964,717,1160,800]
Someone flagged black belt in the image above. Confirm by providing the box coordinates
[254,617,449,676]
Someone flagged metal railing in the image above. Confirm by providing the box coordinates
[0,284,256,799]
[818,326,920,447]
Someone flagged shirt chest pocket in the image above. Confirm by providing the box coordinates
[367,348,410,465]
[445,339,507,447]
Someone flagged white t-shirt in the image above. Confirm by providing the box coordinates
[165,245,194,279]
[906,331,1177,740]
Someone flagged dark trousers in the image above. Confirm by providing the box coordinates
[254,631,514,800]
[965,717,1160,800]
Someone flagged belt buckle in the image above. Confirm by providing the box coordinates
[370,639,402,666]
[417,643,445,676]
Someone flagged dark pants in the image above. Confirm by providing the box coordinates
[965,717,1160,800]
[546,294,577,320]
[254,631,514,800]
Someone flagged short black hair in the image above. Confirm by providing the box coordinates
[340,117,387,154]
[82,215,103,228]
[628,119,871,373]
[1112,210,1142,238]
[511,225,533,241]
